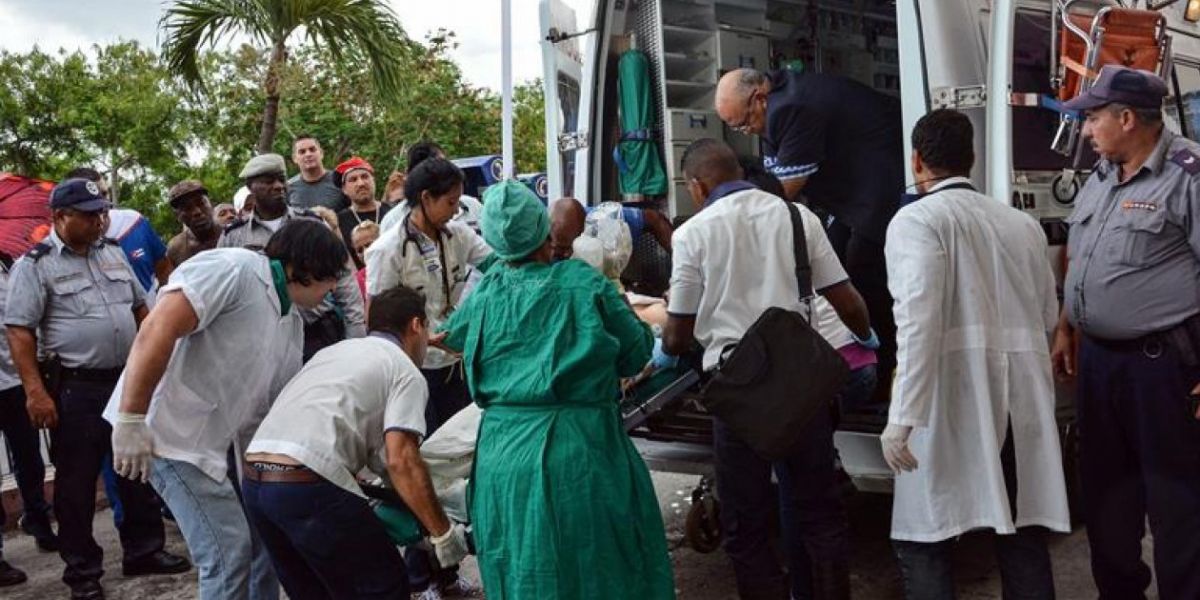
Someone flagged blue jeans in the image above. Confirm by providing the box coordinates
[714,406,850,598]
[242,475,409,600]
[838,363,878,414]
[151,457,279,600]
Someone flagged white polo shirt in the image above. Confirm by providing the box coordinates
[104,249,304,482]
[246,335,429,498]
[364,215,491,370]
[668,186,848,370]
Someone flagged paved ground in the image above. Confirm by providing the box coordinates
[1,472,1155,599]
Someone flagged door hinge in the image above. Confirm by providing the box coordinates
[558,131,590,151]
[931,85,988,109]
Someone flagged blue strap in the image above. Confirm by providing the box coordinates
[1038,94,1080,119]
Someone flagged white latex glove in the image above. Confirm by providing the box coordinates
[430,523,470,568]
[112,412,155,483]
[880,423,918,474]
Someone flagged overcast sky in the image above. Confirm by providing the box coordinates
[0,0,593,90]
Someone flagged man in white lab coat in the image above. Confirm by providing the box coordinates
[881,109,1071,599]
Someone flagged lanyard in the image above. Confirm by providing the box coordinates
[402,209,456,318]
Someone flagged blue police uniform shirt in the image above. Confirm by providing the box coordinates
[761,69,905,244]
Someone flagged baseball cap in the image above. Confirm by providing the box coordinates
[336,156,374,177]
[50,178,112,212]
[1062,65,1168,112]
[168,179,208,207]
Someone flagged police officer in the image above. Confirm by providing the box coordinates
[1051,65,1200,600]
[715,68,903,396]
[3,179,190,600]
[220,153,366,360]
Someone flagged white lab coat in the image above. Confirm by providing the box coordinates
[885,177,1071,542]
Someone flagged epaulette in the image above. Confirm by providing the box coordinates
[1170,148,1200,176]
[224,217,249,232]
[24,242,53,262]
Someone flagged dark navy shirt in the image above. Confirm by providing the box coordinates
[761,69,904,244]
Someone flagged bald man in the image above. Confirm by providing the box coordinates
[550,198,673,260]
[715,68,903,397]
[550,198,587,261]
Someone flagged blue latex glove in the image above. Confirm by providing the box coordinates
[651,338,679,370]
[852,327,880,350]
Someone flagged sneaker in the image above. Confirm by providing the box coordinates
[411,588,443,600]
[439,575,483,598]
[18,513,59,552]
[0,561,28,587]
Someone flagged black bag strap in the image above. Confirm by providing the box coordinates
[783,200,813,305]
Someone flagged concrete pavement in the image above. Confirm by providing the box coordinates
[0,472,1156,599]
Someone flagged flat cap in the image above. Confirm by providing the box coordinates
[239,153,287,179]
[50,178,111,212]
[1062,65,1167,111]
[167,179,208,206]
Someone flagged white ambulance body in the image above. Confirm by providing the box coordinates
[540,0,1200,495]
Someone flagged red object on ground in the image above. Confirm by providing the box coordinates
[0,173,54,258]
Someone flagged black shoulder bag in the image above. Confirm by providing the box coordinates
[700,200,850,460]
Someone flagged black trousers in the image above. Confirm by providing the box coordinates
[827,220,896,394]
[891,424,1055,600]
[1077,334,1200,600]
[0,385,53,552]
[50,375,164,587]
[715,406,850,599]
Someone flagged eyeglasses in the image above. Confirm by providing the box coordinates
[726,91,760,133]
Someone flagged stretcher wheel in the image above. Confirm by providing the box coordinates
[685,494,721,554]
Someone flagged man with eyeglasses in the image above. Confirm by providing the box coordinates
[715,67,905,399]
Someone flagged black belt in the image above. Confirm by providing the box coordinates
[60,366,124,382]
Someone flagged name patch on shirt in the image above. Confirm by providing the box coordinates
[1121,201,1159,212]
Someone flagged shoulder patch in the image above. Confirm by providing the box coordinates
[1170,149,1200,175]
[24,242,53,262]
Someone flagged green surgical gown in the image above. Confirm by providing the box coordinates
[442,259,675,600]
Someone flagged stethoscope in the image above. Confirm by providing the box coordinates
[400,206,455,319]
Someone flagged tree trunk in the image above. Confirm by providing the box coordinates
[255,40,288,155]
[109,149,121,205]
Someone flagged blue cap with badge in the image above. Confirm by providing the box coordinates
[1061,65,1168,111]
[50,178,112,212]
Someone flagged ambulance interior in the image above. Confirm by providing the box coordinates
[549,0,1200,506]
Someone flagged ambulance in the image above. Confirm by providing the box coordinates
[539,0,1200,550]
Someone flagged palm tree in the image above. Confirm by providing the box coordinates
[161,0,410,153]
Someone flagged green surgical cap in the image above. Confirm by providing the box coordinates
[482,180,550,260]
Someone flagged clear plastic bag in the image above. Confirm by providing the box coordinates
[581,202,633,280]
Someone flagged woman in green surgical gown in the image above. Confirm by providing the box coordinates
[439,181,674,600]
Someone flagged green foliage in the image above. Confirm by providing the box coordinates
[0,36,547,239]
[161,0,414,151]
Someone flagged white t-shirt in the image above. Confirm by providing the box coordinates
[247,335,429,498]
[104,249,304,482]
[668,187,848,370]
[811,295,854,350]
[259,216,285,233]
